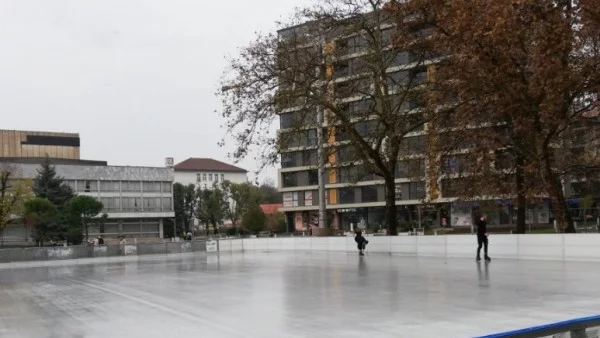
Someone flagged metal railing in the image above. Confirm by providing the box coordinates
[0,240,207,264]
[477,315,600,338]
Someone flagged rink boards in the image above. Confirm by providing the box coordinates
[217,234,600,262]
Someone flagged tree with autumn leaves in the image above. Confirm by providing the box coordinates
[390,0,600,233]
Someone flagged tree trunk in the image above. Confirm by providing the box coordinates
[385,177,399,236]
[84,220,89,242]
[515,153,527,234]
[542,150,575,233]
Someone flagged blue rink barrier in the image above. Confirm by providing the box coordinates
[477,315,600,338]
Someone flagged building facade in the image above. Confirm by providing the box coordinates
[276,18,440,232]
[0,129,80,159]
[274,16,591,232]
[4,160,174,243]
[174,158,248,188]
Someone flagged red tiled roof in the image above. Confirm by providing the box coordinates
[173,158,247,173]
[260,204,282,215]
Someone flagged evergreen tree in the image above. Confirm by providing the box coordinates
[32,157,75,242]
[33,157,74,209]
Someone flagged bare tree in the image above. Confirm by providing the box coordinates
[219,0,435,235]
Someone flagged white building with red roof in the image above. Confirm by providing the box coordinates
[173,158,248,189]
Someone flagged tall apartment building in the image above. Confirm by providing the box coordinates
[0,129,80,159]
[274,14,585,232]
[276,17,441,232]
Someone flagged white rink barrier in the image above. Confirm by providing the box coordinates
[217,234,600,262]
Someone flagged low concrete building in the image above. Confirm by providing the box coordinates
[3,159,174,244]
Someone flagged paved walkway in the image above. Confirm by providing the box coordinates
[0,252,598,337]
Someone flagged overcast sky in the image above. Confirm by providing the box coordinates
[0,0,312,184]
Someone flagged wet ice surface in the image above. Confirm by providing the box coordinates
[0,253,599,338]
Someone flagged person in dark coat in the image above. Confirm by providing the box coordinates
[354,230,369,256]
[476,214,491,261]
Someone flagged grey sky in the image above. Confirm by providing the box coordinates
[0,0,311,183]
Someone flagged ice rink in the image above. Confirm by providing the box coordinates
[0,252,599,338]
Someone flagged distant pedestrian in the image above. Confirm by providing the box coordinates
[476,214,491,262]
[186,232,192,241]
[119,236,126,255]
[354,230,369,256]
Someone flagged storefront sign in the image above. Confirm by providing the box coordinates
[338,208,357,213]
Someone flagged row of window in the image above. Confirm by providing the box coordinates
[196,173,226,183]
[281,161,426,188]
[88,219,161,237]
[282,182,425,206]
[279,122,426,153]
[65,180,172,193]
[96,197,173,212]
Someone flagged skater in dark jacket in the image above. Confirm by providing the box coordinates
[476,214,491,262]
[355,230,369,256]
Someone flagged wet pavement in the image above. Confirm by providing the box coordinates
[0,252,599,338]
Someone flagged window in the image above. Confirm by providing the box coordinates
[100,181,119,192]
[143,182,161,192]
[441,156,459,174]
[343,99,372,117]
[209,174,213,181]
[390,51,410,66]
[282,172,298,188]
[84,180,97,192]
[336,35,366,56]
[338,166,358,183]
[123,181,141,192]
[100,197,120,212]
[399,136,426,156]
[281,153,296,168]
[339,188,356,204]
[283,192,300,207]
[387,71,408,88]
[301,150,318,166]
[76,180,85,192]
[396,160,425,178]
[143,197,161,211]
[307,129,318,146]
[308,170,319,185]
[408,182,426,200]
[381,28,394,46]
[354,121,373,137]
[361,186,379,203]
[333,60,350,78]
[162,197,172,211]
[220,174,225,182]
[337,147,356,163]
[196,174,201,183]
[122,197,142,211]
[162,182,172,193]
[280,111,316,129]
[202,173,207,181]
[410,66,428,85]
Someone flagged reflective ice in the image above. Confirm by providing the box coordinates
[0,252,599,338]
